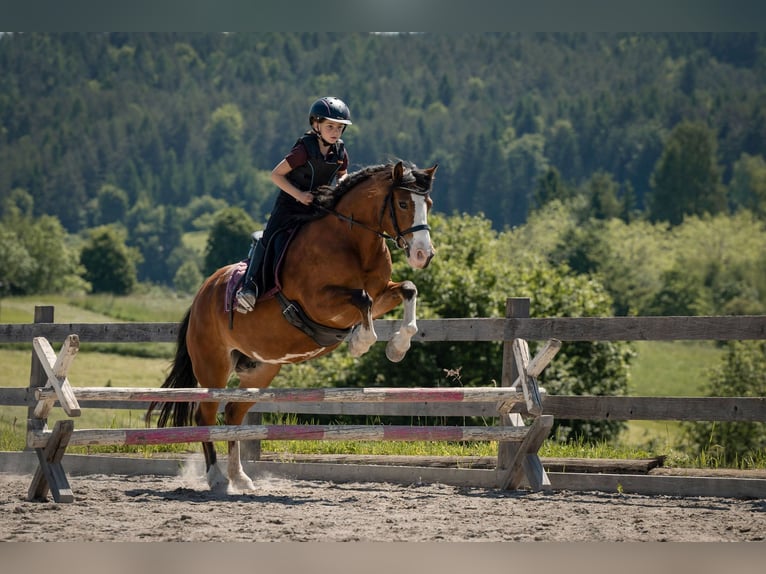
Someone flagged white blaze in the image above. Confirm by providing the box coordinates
[406,194,434,269]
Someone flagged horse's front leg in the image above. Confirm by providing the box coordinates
[385,280,418,362]
[372,280,419,363]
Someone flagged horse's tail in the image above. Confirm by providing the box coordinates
[145,308,197,428]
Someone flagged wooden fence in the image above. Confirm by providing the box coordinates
[1,299,765,499]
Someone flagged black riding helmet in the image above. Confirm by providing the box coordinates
[309,97,352,127]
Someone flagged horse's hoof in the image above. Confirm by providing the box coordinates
[385,343,408,363]
[229,474,256,492]
[207,466,229,492]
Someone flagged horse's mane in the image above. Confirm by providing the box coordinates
[312,161,429,211]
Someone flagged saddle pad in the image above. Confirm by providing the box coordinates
[224,260,248,313]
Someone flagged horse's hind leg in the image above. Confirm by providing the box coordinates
[194,403,229,491]
[347,289,377,357]
[189,349,233,492]
[224,360,282,492]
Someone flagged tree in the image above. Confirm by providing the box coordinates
[207,103,244,162]
[730,153,766,219]
[173,260,203,294]
[1,188,34,219]
[664,212,766,315]
[80,226,140,294]
[96,184,129,225]
[127,200,184,285]
[544,119,582,183]
[203,206,256,276]
[0,209,87,295]
[181,194,230,231]
[587,218,674,316]
[533,166,573,211]
[585,171,621,220]
[683,341,766,465]
[648,121,726,225]
[0,228,35,295]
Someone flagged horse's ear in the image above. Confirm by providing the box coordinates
[392,161,404,183]
[425,164,439,178]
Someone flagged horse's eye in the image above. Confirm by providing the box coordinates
[398,201,408,209]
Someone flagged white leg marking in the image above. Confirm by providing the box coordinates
[206,463,229,492]
[386,294,417,363]
[348,320,378,357]
[226,441,255,492]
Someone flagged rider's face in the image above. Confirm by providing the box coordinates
[315,120,345,143]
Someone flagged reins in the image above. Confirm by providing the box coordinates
[315,182,431,255]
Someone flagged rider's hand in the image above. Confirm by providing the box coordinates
[300,191,314,205]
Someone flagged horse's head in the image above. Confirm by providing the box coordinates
[320,160,438,269]
[388,161,437,269]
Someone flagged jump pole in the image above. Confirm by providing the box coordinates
[28,423,534,449]
[35,386,532,404]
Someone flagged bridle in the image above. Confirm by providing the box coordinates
[316,183,431,257]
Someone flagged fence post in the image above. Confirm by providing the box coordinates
[25,306,55,451]
[497,297,529,472]
[240,411,262,461]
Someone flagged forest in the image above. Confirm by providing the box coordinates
[2,32,765,453]
[1,32,766,305]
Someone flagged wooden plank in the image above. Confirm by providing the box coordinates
[28,419,74,503]
[239,411,262,461]
[513,338,543,416]
[3,314,766,344]
[45,399,508,417]
[0,322,180,344]
[0,387,28,406]
[506,315,766,342]
[9,393,766,422]
[497,298,528,476]
[28,423,532,449]
[31,336,81,417]
[256,453,665,474]
[546,472,766,499]
[25,307,55,435]
[540,396,766,421]
[527,338,562,377]
[499,414,553,490]
[0,451,668,475]
[36,385,526,403]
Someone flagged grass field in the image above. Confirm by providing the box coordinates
[621,340,724,450]
[0,295,754,466]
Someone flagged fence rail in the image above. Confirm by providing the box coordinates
[2,302,766,499]
[2,314,766,344]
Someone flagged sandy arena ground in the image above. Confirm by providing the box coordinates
[1,469,764,542]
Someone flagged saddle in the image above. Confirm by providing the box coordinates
[226,228,295,314]
[226,229,354,346]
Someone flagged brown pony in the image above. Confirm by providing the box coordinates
[146,161,437,491]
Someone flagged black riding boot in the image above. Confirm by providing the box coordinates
[236,235,266,313]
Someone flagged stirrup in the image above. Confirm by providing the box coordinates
[235,287,258,314]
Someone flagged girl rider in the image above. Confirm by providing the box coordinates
[236,96,352,312]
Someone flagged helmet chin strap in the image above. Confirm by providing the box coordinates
[314,130,334,147]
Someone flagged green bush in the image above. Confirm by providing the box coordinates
[683,341,766,466]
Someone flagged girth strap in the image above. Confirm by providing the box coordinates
[275,291,354,348]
